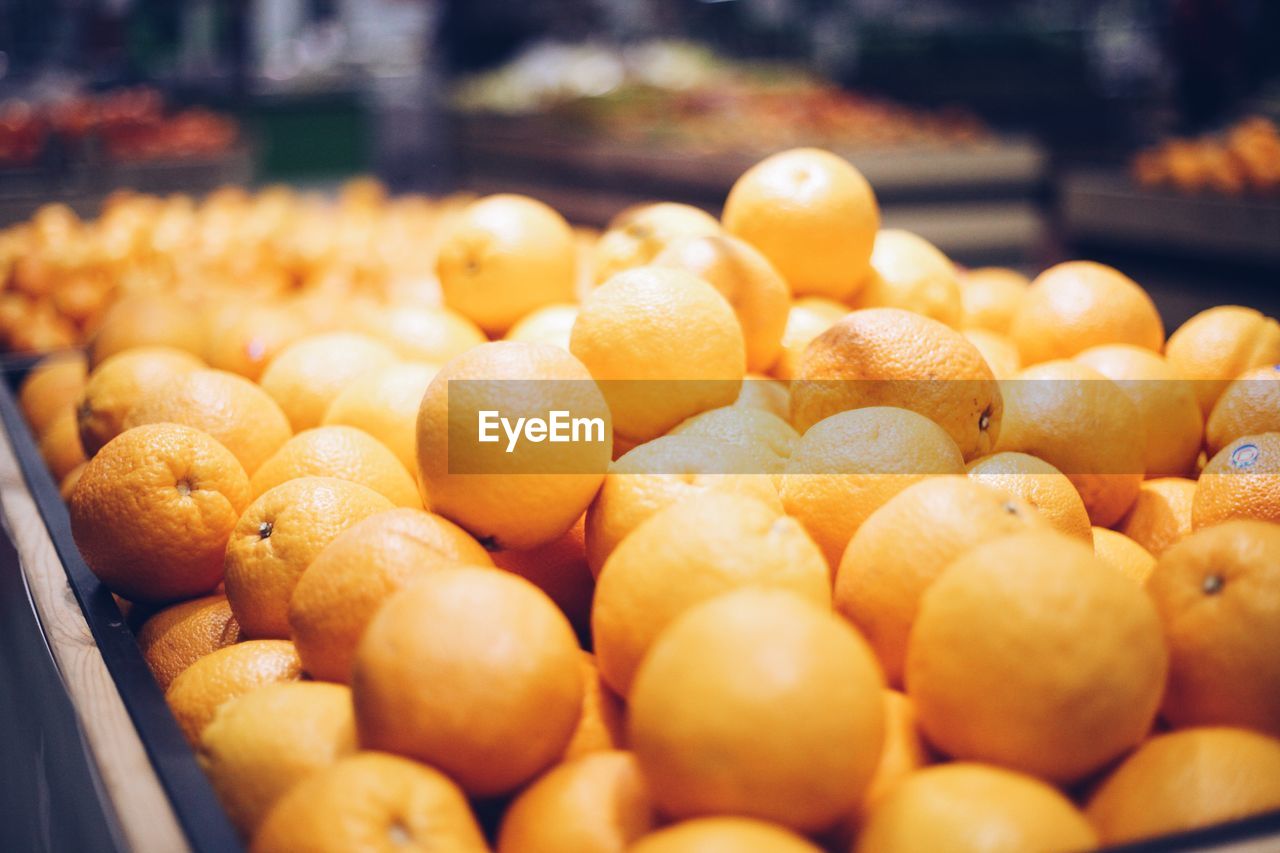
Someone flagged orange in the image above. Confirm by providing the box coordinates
[496,751,656,853]
[491,515,594,638]
[322,362,437,475]
[76,345,204,455]
[436,194,577,335]
[352,567,583,796]
[592,202,722,285]
[1092,526,1157,585]
[994,360,1145,527]
[1164,305,1280,416]
[1147,521,1280,736]
[631,818,821,853]
[69,423,251,603]
[860,690,931,813]
[593,491,830,697]
[1086,727,1280,845]
[779,407,966,568]
[835,476,1053,685]
[417,341,612,550]
[259,332,399,432]
[203,302,307,382]
[905,531,1167,783]
[793,308,1002,460]
[965,451,1093,542]
[89,292,207,366]
[1117,477,1197,556]
[669,405,798,475]
[224,477,394,638]
[958,266,1029,333]
[250,426,421,508]
[1009,261,1164,364]
[164,639,301,745]
[629,588,884,833]
[652,233,791,372]
[1193,432,1280,528]
[123,368,292,476]
[771,296,847,380]
[855,763,1097,853]
[19,352,86,436]
[1075,344,1203,478]
[734,373,790,419]
[570,266,745,443]
[562,653,626,761]
[198,681,356,837]
[962,328,1022,379]
[250,752,487,853]
[722,148,879,300]
[39,407,86,481]
[852,229,962,327]
[58,461,85,501]
[1205,363,1280,456]
[136,594,241,691]
[358,304,486,364]
[504,303,580,350]
[288,508,492,683]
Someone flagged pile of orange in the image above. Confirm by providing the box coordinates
[15,146,1280,852]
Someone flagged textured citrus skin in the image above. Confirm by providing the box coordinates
[353,567,583,797]
[1164,305,1280,416]
[436,194,577,335]
[723,148,880,300]
[593,491,830,697]
[1117,477,1197,556]
[497,751,656,853]
[250,425,421,508]
[1147,521,1280,736]
[224,477,394,638]
[835,476,1053,686]
[198,682,356,837]
[852,230,963,327]
[792,308,1002,460]
[70,423,251,603]
[137,594,241,690]
[1086,728,1280,845]
[1092,527,1157,585]
[962,329,1022,379]
[259,332,398,432]
[959,267,1029,333]
[124,368,293,475]
[322,362,438,474]
[592,202,722,285]
[632,818,822,853]
[251,752,488,853]
[905,532,1167,784]
[165,639,301,745]
[358,304,486,364]
[20,352,86,436]
[288,508,492,683]
[1193,432,1280,529]
[965,452,1093,542]
[39,407,86,481]
[669,405,799,475]
[76,345,204,455]
[1010,261,1164,365]
[856,763,1097,853]
[1206,364,1280,456]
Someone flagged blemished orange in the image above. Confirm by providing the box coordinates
[357,304,486,364]
[250,752,488,853]
[1092,526,1157,585]
[491,514,594,638]
[164,639,301,745]
[668,405,798,475]
[203,302,307,382]
[288,508,492,683]
[76,345,204,455]
[852,229,962,327]
[652,233,791,372]
[630,588,884,833]
[69,423,251,603]
[592,202,722,285]
[771,297,847,380]
[352,567,583,796]
[631,818,822,853]
[1147,521,1280,736]
[592,491,830,697]
[436,194,577,335]
[959,267,1029,333]
[258,332,399,432]
[123,368,292,476]
[417,341,612,550]
[89,292,207,366]
[965,451,1093,542]
[562,653,626,761]
[1205,364,1280,456]
[136,594,241,691]
[779,407,966,568]
[962,328,1022,379]
[39,407,86,481]
[198,681,356,837]
[250,425,421,508]
[19,352,86,436]
[905,531,1167,783]
[496,751,656,853]
[224,477,394,638]
[792,308,1002,460]
[322,362,438,475]
[722,148,879,300]
[570,266,745,443]
[1009,261,1164,365]
[1164,305,1280,416]
[1086,727,1280,845]
[994,360,1145,527]
[855,763,1097,853]
[835,476,1053,686]
[504,303,580,350]
[1193,432,1280,528]
[1117,477,1197,556]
